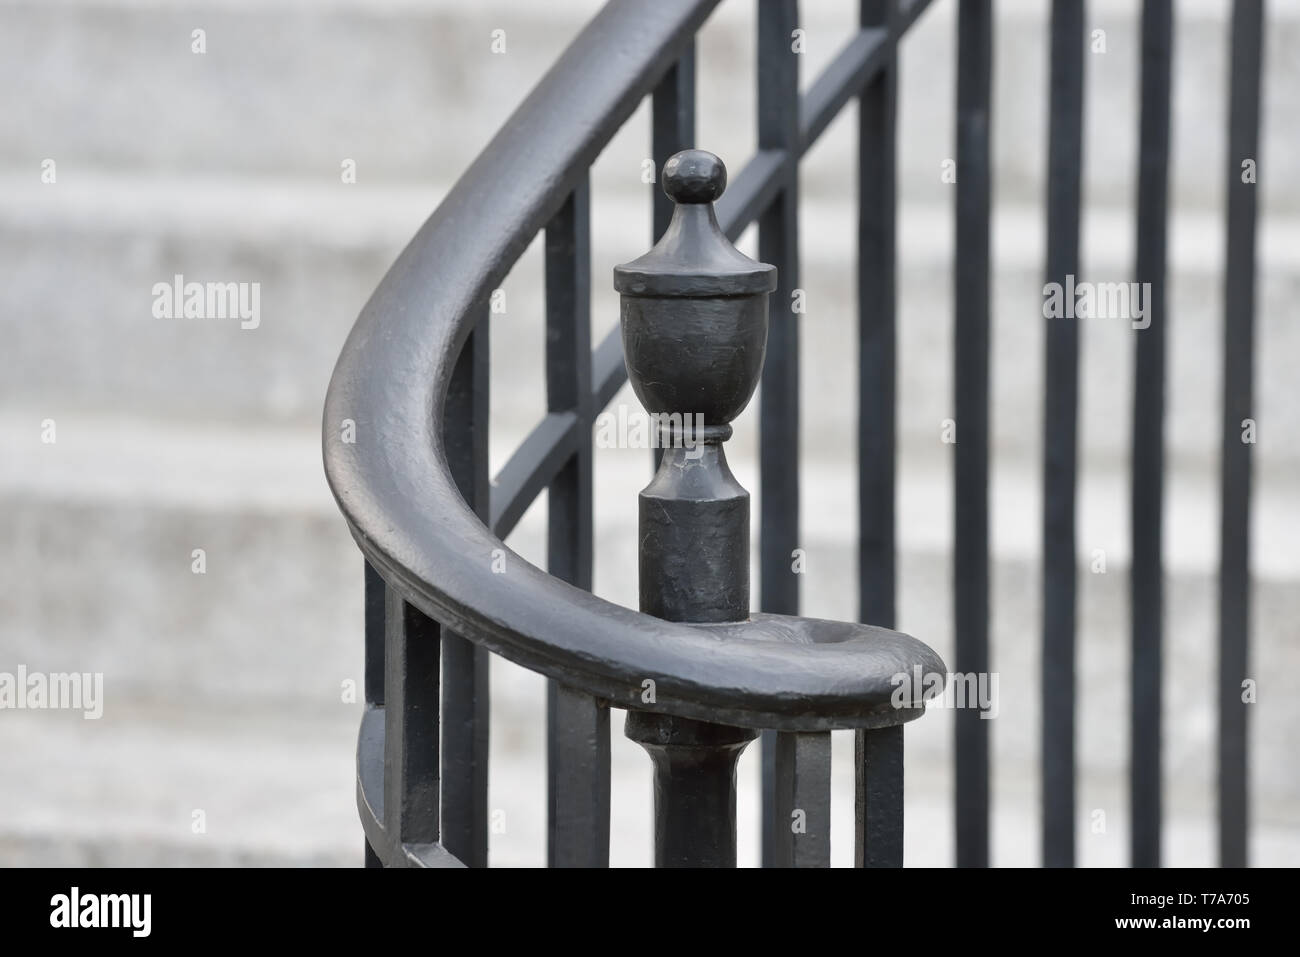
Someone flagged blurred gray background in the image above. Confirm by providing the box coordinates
[1,0,1296,866]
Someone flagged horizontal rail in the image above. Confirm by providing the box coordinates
[800,27,888,151]
[899,0,937,33]
[716,148,788,240]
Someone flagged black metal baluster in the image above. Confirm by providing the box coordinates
[332,0,960,876]
[757,0,802,870]
[548,684,610,867]
[1042,0,1085,869]
[774,732,832,867]
[363,559,386,866]
[654,45,697,242]
[545,182,593,595]
[364,561,386,710]
[855,0,903,870]
[383,589,442,849]
[1219,0,1263,870]
[856,724,904,867]
[440,314,491,867]
[858,0,898,632]
[652,46,697,475]
[953,0,993,870]
[1131,0,1172,870]
[544,179,608,867]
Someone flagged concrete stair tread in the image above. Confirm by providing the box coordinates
[3,699,1297,866]
[4,409,1298,579]
[5,171,1300,273]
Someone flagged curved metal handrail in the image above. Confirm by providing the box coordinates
[322,0,943,732]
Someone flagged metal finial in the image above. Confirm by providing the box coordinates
[662,149,727,204]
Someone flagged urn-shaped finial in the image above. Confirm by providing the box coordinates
[614,150,777,433]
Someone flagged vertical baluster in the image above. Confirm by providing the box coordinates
[858,0,898,631]
[774,732,832,867]
[856,0,902,869]
[363,560,386,866]
[545,178,606,866]
[1130,0,1172,870]
[757,0,801,870]
[548,685,610,868]
[953,0,993,870]
[364,560,386,709]
[1042,0,1085,869]
[440,314,491,867]
[652,47,697,474]
[545,181,593,593]
[653,45,697,242]
[1218,0,1263,870]
[855,725,904,867]
[383,589,442,848]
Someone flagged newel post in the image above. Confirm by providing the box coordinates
[615,150,777,867]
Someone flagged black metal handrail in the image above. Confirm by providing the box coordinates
[324,0,940,727]
[325,0,1265,871]
[324,0,943,868]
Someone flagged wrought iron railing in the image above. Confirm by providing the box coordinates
[323,0,1265,867]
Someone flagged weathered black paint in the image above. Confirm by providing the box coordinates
[624,712,757,867]
[639,444,750,624]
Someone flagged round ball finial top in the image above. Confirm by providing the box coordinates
[615,147,773,299]
[663,149,726,204]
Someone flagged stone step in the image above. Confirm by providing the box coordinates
[7,0,1298,870]
[4,175,1299,470]
[4,0,1298,212]
[3,677,1297,867]
[0,703,360,867]
[3,409,1297,833]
